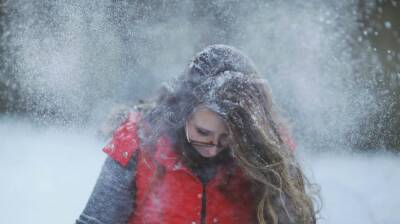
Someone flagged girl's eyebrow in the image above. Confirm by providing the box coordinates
[194,123,228,136]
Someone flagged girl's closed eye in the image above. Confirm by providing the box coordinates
[196,128,210,136]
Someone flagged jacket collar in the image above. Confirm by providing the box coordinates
[153,134,243,185]
[154,135,189,172]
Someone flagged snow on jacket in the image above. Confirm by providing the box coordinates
[100,113,256,224]
[77,116,256,224]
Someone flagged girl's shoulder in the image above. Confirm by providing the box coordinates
[102,112,142,167]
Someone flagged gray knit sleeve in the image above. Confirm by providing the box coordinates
[75,154,137,224]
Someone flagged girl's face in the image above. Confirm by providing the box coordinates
[185,105,229,158]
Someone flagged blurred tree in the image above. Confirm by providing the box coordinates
[0,0,23,114]
[356,0,400,150]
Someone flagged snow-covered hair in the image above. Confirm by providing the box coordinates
[141,44,263,140]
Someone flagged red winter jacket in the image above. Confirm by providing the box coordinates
[103,113,256,224]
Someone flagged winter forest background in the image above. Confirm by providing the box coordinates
[0,0,399,223]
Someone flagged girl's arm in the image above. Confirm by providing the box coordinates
[76,154,137,224]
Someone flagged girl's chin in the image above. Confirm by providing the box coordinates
[196,148,220,158]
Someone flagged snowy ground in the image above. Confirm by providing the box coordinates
[0,118,399,224]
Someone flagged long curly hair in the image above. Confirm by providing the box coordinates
[138,44,319,224]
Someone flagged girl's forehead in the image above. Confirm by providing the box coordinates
[189,105,228,132]
[191,105,218,120]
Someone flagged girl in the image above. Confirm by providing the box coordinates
[76,45,318,224]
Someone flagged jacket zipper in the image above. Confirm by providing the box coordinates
[200,182,207,224]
